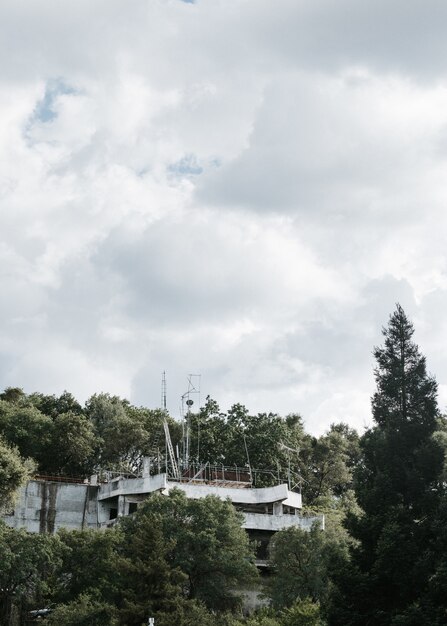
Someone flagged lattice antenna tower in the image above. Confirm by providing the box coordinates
[159,371,180,479]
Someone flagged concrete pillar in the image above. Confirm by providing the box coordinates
[273,501,283,516]
[142,457,151,477]
[118,495,126,517]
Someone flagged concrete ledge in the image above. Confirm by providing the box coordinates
[242,512,324,532]
[97,474,168,500]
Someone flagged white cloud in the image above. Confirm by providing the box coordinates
[1,0,447,434]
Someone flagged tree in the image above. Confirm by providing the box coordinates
[0,401,53,467]
[0,387,26,404]
[299,424,360,509]
[268,523,329,609]
[0,438,33,513]
[328,305,445,625]
[53,528,122,606]
[119,490,258,613]
[188,398,307,487]
[0,522,61,624]
[45,412,96,476]
[281,599,324,626]
[230,613,281,626]
[47,495,236,626]
[112,493,225,625]
[28,391,83,419]
[45,593,118,626]
[85,393,180,473]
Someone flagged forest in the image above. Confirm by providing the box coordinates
[1,305,447,625]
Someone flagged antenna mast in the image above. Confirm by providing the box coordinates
[161,371,167,410]
[181,374,201,468]
[160,371,180,480]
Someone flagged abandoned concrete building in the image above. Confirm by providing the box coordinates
[3,462,323,566]
[3,399,323,567]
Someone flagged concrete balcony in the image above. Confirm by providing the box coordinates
[97,474,168,501]
[242,512,324,532]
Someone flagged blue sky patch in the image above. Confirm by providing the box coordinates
[168,154,203,177]
[32,78,76,124]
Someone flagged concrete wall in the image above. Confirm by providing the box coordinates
[3,480,98,533]
[243,512,324,532]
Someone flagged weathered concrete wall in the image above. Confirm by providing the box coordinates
[3,480,98,533]
[243,512,324,532]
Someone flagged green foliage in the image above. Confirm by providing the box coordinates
[113,502,187,624]
[0,522,61,624]
[281,599,324,626]
[45,593,118,625]
[229,602,324,626]
[23,490,257,624]
[53,528,122,605]
[0,399,96,477]
[0,388,181,478]
[188,398,298,482]
[119,489,258,613]
[0,437,33,513]
[0,387,27,404]
[28,391,83,419]
[268,523,330,608]
[147,599,218,626]
[0,384,359,510]
[188,397,359,501]
[85,393,179,473]
[231,613,281,626]
[0,400,53,467]
[46,412,96,476]
[300,424,360,507]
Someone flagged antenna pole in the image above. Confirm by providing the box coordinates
[161,371,167,410]
[243,434,253,485]
[181,374,201,468]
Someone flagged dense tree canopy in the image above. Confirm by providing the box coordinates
[26,491,257,625]
[118,490,258,613]
[0,390,181,478]
[2,306,447,624]
[268,523,329,608]
[0,523,61,624]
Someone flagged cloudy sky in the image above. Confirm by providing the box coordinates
[2,0,447,434]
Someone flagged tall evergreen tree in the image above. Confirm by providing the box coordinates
[328,305,444,626]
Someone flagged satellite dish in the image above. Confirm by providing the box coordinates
[186,399,194,407]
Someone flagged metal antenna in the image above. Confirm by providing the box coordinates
[243,434,253,485]
[181,374,201,468]
[161,371,167,411]
[279,442,303,491]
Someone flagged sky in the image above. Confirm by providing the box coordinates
[2,0,447,435]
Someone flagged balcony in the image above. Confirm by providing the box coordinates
[242,512,324,532]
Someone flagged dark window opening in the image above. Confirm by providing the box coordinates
[109,508,118,520]
[128,502,138,514]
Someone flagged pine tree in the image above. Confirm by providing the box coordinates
[328,305,444,626]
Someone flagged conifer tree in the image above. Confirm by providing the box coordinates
[329,305,444,626]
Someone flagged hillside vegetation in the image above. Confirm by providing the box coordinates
[1,305,447,625]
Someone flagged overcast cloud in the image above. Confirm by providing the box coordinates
[1,0,447,434]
